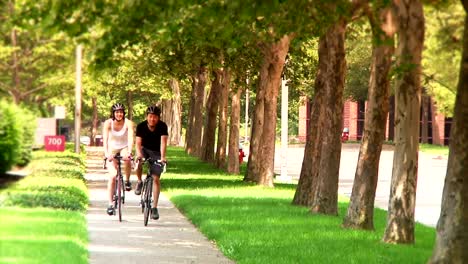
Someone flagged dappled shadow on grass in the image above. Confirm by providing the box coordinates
[0,173,23,189]
[169,194,435,264]
[168,159,231,175]
[163,177,253,191]
[164,148,437,263]
[166,147,436,263]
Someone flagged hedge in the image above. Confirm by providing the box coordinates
[0,100,36,173]
[0,100,21,174]
[0,150,88,212]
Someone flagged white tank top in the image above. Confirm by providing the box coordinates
[109,118,129,149]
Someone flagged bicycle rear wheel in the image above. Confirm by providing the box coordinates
[143,177,152,226]
[117,176,123,222]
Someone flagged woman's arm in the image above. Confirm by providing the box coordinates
[102,119,110,158]
[127,120,134,156]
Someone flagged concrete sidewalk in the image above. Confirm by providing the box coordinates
[85,148,234,264]
[273,144,447,227]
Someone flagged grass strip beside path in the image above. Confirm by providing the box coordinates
[0,148,88,264]
[0,207,88,264]
[163,147,436,264]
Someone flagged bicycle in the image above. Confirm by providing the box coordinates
[103,154,129,222]
[139,157,166,226]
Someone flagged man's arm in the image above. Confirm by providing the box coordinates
[135,136,143,159]
[160,135,168,162]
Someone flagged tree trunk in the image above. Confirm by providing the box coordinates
[169,79,182,146]
[421,94,429,143]
[91,97,99,146]
[292,82,326,206]
[186,65,207,157]
[310,19,347,215]
[9,0,21,104]
[383,0,424,244]
[126,91,133,120]
[429,6,468,262]
[227,87,242,174]
[244,72,265,182]
[216,68,230,169]
[343,6,396,230]
[202,68,222,163]
[244,35,292,187]
[161,79,182,146]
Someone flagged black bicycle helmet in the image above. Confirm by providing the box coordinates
[146,105,161,116]
[111,103,126,119]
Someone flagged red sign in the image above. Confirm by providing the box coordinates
[44,135,65,152]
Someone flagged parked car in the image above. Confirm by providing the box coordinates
[80,136,91,145]
[341,127,349,142]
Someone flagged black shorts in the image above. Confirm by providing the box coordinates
[142,147,164,176]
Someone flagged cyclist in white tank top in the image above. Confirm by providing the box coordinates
[109,118,129,150]
[102,103,135,215]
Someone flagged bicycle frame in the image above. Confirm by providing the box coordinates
[139,158,165,226]
[103,154,127,222]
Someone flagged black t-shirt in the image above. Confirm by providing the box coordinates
[136,120,168,151]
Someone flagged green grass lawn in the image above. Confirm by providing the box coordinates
[0,149,88,264]
[419,143,449,156]
[0,207,88,264]
[163,147,436,264]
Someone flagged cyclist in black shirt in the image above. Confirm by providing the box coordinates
[134,105,168,220]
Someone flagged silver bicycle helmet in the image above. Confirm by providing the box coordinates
[111,103,126,119]
[146,105,161,116]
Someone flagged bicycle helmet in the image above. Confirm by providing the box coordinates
[146,105,161,116]
[111,103,126,120]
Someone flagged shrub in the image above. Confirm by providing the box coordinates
[0,150,88,211]
[0,100,21,174]
[1,177,88,211]
[15,107,37,167]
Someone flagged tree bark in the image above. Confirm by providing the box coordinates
[421,94,429,143]
[244,71,265,182]
[161,79,182,146]
[383,0,424,244]
[343,5,396,230]
[126,91,133,120]
[9,0,21,104]
[186,65,207,157]
[91,97,99,146]
[310,19,347,215]
[292,76,326,206]
[216,68,230,169]
[244,35,292,187]
[201,68,222,163]
[227,87,242,174]
[429,6,468,262]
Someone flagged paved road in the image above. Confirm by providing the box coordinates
[85,147,234,264]
[273,144,447,227]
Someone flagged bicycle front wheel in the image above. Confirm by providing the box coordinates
[143,178,152,226]
[117,176,123,222]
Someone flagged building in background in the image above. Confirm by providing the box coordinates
[298,96,452,146]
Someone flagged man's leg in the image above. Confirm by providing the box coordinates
[134,162,143,195]
[151,175,161,220]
